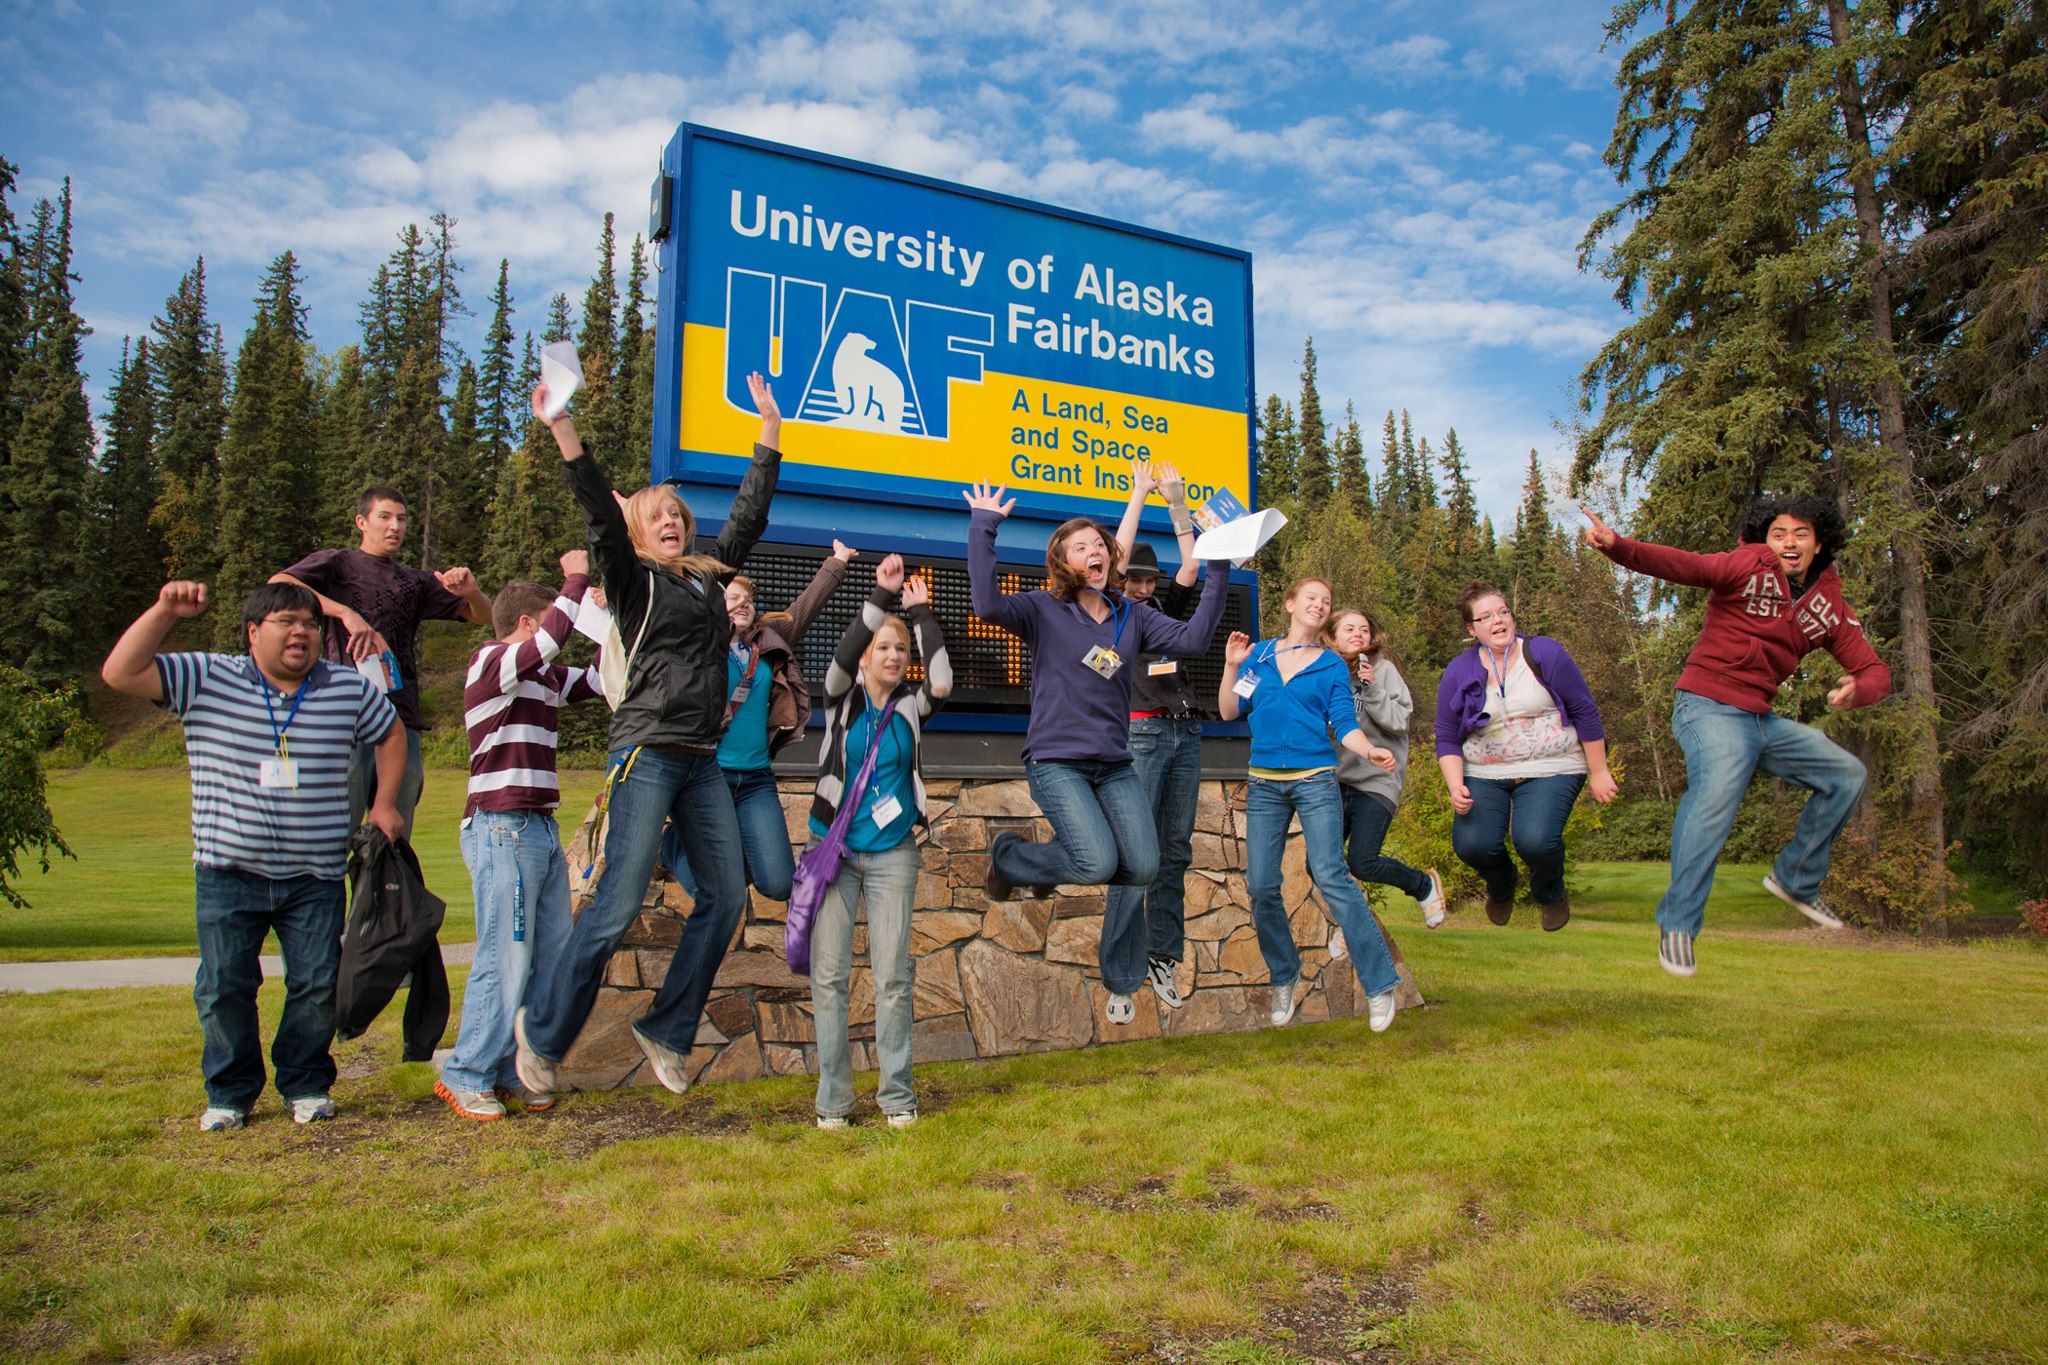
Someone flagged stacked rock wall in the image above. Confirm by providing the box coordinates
[555,776,1424,1091]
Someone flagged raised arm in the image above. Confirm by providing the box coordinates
[270,565,387,662]
[1581,507,1749,591]
[1155,462,1199,587]
[1137,556,1229,656]
[824,554,904,706]
[480,551,592,697]
[902,572,953,716]
[537,382,645,623]
[711,371,784,571]
[779,540,855,643]
[102,581,208,701]
[963,480,1034,635]
[1216,631,1252,722]
[1112,461,1155,563]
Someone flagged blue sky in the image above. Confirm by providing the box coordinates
[3,0,1635,525]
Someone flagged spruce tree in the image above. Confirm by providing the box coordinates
[576,213,624,483]
[1333,401,1371,517]
[619,234,655,486]
[213,252,321,645]
[0,156,25,481]
[1509,449,1560,607]
[87,336,163,635]
[1294,338,1331,503]
[1255,394,1297,507]
[476,260,517,496]
[149,260,228,581]
[316,344,373,544]
[0,185,95,680]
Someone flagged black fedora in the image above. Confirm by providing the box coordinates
[1124,542,1162,578]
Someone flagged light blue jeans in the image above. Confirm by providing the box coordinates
[1246,771,1400,999]
[443,809,571,1093]
[809,838,921,1119]
[1660,690,1868,936]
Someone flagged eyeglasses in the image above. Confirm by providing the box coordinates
[1470,609,1513,626]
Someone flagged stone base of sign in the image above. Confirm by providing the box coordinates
[554,777,1425,1092]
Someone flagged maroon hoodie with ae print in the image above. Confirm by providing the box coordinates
[1600,537,1891,714]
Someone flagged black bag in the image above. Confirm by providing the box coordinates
[337,825,449,1061]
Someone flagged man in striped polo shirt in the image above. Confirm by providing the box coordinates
[435,551,603,1121]
[101,580,406,1131]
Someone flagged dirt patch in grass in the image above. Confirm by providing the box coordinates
[1568,1285,1671,1329]
[1067,1175,1258,1216]
[1260,1200,1340,1223]
[543,1094,752,1156]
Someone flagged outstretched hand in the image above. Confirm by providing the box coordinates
[1152,460,1186,507]
[1579,504,1618,550]
[746,371,780,422]
[900,573,930,610]
[1224,630,1252,667]
[875,553,906,593]
[962,479,1015,518]
[831,538,858,563]
[1827,676,1858,710]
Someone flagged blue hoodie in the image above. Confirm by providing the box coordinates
[1236,639,1361,770]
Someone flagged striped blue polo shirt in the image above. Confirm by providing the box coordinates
[156,653,399,881]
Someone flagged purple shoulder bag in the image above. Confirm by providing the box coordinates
[785,694,902,975]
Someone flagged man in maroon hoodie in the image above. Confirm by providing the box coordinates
[1583,496,1891,977]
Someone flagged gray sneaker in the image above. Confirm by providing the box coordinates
[513,1007,559,1096]
[288,1094,335,1125]
[632,1023,692,1095]
[198,1105,245,1132]
[885,1109,918,1128]
[1145,956,1185,1010]
[1658,930,1698,978]
[1763,874,1845,929]
[1270,981,1299,1027]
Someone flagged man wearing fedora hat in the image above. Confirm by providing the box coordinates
[1103,463,1209,1014]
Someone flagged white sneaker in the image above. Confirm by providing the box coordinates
[1105,992,1136,1025]
[1419,868,1447,929]
[632,1023,692,1095]
[816,1115,850,1130]
[1145,956,1185,1010]
[885,1110,918,1128]
[435,1080,506,1122]
[1367,989,1397,1033]
[513,1007,559,1096]
[1763,874,1844,929]
[198,1105,245,1132]
[288,1094,335,1125]
[1270,983,1299,1027]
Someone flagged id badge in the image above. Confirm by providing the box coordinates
[258,756,298,789]
[870,793,903,828]
[1232,673,1259,699]
[1147,659,1179,677]
[1082,645,1124,678]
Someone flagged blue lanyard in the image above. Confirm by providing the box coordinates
[1258,640,1322,669]
[1087,590,1131,651]
[256,671,311,752]
[1486,644,1512,703]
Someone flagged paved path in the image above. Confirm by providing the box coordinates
[0,941,476,994]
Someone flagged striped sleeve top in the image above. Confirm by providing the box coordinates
[155,653,399,881]
[462,574,605,818]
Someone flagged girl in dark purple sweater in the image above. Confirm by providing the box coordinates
[962,480,1228,1025]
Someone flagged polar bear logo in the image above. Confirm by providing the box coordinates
[830,333,906,432]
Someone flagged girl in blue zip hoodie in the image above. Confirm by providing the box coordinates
[1218,577,1405,1034]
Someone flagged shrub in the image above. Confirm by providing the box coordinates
[0,667,85,908]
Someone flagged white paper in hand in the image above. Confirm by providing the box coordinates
[572,589,611,646]
[539,342,584,418]
[1193,507,1288,562]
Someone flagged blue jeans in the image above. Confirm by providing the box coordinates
[1101,716,1203,993]
[809,838,920,1119]
[995,759,1159,891]
[348,727,425,840]
[1659,690,1868,936]
[1245,772,1400,999]
[1342,789,1433,902]
[666,766,794,902]
[523,747,746,1060]
[193,866,346,1111]
[443,810,572,1093]
[1452,772,1586,906]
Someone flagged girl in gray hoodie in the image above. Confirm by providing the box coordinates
[1328,609,1447,929]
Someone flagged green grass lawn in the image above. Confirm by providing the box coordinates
[2,888,2044,1362]
[2,767,609,961]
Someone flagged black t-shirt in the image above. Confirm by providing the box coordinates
[281,548,469,731]
[1129,578,1208,718]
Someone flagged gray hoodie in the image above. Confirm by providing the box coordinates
[1333,656,1414,809]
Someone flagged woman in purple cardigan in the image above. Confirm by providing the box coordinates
[1435,582,1617,930]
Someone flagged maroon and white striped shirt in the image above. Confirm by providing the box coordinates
[462,574,604,818]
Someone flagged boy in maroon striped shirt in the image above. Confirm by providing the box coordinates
[436,551,605,1121]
